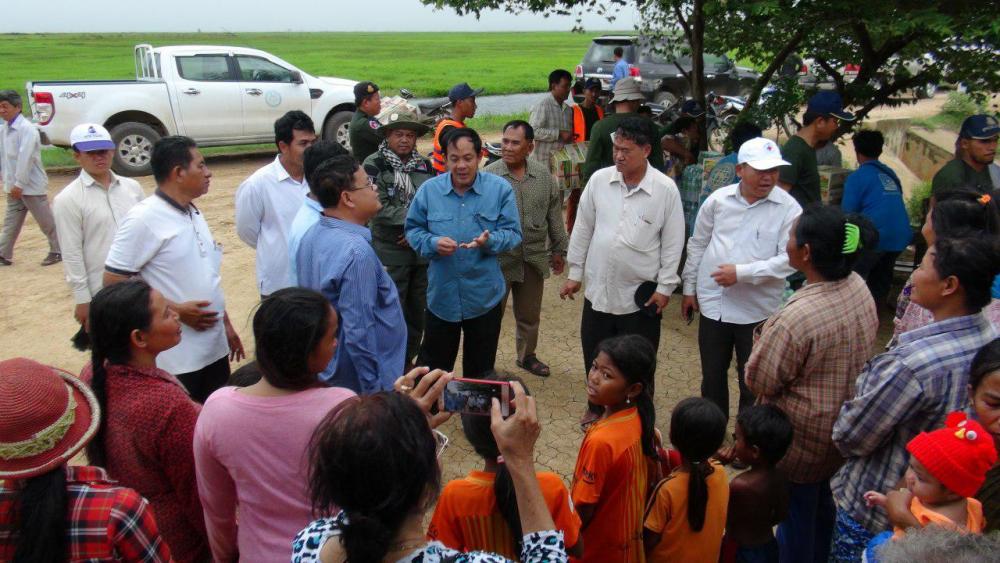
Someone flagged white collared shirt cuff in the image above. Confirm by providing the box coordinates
[568,265,584,282]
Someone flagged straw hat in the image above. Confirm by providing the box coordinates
[0,358,101,479]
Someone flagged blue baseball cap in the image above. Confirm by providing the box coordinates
[807,91,855,121]
[448,82,484,103]
[959,114,1000,140]
[680,99,706,118]
[584,78,602,91]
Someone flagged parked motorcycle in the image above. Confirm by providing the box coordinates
[377,88,448,128]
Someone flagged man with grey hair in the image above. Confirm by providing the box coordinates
[0,89,60,266]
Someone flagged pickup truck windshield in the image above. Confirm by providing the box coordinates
[584,42,635,64]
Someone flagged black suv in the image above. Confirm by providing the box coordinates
[575,35,760,104]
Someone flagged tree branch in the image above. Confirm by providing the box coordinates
[814,56,847,96]
[745,29,806,110]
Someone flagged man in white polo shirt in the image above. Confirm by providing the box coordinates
[53,123,145,330]
[681,137,802,420]
[561,117,686,420]
[235,110,317,298]
[104,136,244,402]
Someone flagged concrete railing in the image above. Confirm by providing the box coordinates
[874,118,954,182]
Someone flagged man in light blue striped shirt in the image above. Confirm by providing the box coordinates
[295,154,406,394]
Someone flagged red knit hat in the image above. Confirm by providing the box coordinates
[0,358,100,480]
[906,412,998,498]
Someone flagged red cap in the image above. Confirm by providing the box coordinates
[0,358,100,479]
[906,412,998,498]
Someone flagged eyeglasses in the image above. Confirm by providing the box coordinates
[351,175,377,192]
[433,430,450,459]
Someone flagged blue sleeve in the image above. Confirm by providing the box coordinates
[337,251,386,393]
[484,184,522,255]
[405,187,440,259]
[841,170,865,213]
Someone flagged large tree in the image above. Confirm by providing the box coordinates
[426,0,1000,133]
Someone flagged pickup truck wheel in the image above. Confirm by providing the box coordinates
[915,83,937,100]
[110,122,161,177]
[323,111,353,152]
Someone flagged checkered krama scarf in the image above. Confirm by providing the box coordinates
[377,141,424,204]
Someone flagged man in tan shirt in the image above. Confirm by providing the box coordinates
[485,120,568,376]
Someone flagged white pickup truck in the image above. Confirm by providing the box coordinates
[26,44,358,176]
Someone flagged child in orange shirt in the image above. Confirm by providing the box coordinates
[571,335,659,563]
[719,404,793,563]
[428,374,582,558]
[643,397,728,563]
[862,412,998,560]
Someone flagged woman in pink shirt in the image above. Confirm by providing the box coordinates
[193,287,355,562]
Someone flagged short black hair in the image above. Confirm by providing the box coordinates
[501,120,534,141]
[548,69,572,89]
[151,135,197,184]
[728,121,763,152]
[310,154,360,208]
[442,127,483,157]
[274,110,315,148]
[636,105,653,117]
[254,287,332,390]
[0,89,22,108]
[736,404,793,467]
[852,129,883,159]
[615,117,656,148]
[929,188,1000,239]
[932,236,1000,312]
[304,140,350,187]
[802,110,830,128]
[614,46,624,57]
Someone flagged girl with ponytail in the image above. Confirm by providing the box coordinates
[643,397,728,562]
[428,373,582,558]
[571,334,658,562]
[86,279,209,562]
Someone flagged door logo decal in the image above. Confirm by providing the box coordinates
[265,91,282,107]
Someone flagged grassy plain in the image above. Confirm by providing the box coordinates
[1,31,598,101]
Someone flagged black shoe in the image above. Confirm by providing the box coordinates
[0,256,11,266]
[40,253,61,266]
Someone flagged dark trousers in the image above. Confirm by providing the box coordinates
[175,355,231,404]
[418,300,504,377]
[581,299,661,411]
[387,263,428,364]
[776,479,835,563]
[853,249,901,312]
[698,314,756,418]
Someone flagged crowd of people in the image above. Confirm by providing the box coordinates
[0,68,999,563]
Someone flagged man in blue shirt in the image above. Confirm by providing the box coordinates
[609,46,630,89]
[406,127,522,377]
[287,140,348,285]
[295,154,407,393]
[841,130,912,312]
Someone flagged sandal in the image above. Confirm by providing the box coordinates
[517,354,550,377]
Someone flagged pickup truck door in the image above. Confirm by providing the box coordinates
[171,54,244,139]
[234,55,312,139]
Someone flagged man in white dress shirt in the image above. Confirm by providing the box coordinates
[681,137,802,419]
[53,123,145,329]
[235,110,317,297]
[561,117,685,417]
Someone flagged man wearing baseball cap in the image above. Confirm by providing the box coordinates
[931,114,999,195]
[682,137,802,422]
[52,123,145,330]
[348,81,383,163]
[581,77,664,183]
[779,91,855,207]
[431,82,483,173]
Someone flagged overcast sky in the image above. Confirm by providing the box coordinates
[5,0,637,33]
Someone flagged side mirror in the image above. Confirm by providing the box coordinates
[290,71,304,84]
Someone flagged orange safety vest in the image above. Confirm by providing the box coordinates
[432,118,465,173]
[572,103,604,142]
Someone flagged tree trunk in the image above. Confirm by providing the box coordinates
[689,0,707,150]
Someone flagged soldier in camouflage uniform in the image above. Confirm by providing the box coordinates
[363,109,434,365]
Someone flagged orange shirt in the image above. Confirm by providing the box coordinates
[571,407,649,563]
[432,118,465,173]
[891,497,984,539]
[643,462,729,563]
[427,470,581,558]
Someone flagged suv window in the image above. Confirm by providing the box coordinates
[584,42,635,64]
[176,55,233,81]
[235,56,295,82]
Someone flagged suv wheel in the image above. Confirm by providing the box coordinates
[653,91,678,107]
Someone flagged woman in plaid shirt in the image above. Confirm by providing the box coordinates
[0,357,170,561]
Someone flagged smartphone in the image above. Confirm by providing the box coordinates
[442,378,511,417]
